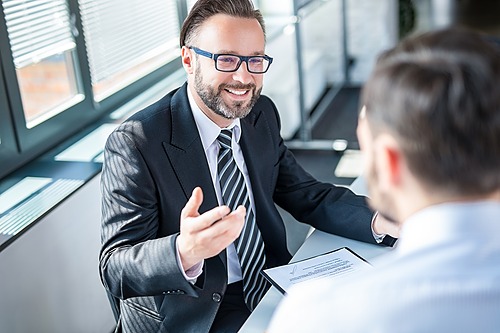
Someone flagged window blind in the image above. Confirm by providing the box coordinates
[2,0,75,68]
[78,0,180,85]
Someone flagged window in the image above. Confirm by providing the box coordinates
[0,0,184,179]
[3,0,83,129]
[79,0,181,100]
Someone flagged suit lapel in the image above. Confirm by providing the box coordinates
[162,84,227,271]
[240,104,274,216]
[162,84,218,215]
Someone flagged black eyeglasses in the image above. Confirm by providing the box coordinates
[189,47,273,74]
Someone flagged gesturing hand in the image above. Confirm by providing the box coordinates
[177,187,246,271]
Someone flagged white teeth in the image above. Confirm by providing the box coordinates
[227,89,247,95]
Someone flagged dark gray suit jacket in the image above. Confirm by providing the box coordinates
[99,83,377,332]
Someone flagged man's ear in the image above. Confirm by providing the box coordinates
[375,134,403,190]
[356,109,370,152]
[181,46,195,74]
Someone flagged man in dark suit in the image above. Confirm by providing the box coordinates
[99,0,396,332]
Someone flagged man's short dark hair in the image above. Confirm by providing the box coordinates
[361,27,500,195]
[179,0,266,48]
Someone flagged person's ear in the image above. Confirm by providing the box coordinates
[181,46,195,74]
[374,134,403,191]
[356,106,370,152]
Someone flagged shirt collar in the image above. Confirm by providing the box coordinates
[397,201,500,255]
[187,85,242,151]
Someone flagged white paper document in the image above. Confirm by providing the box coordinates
[262,247,371,294]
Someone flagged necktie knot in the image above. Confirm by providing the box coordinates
[217,129,233,150]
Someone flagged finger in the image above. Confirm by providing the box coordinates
[207,205,246,236]
[181,187,203,220]
[229,205,246,222]
[196,205,231,229]
[188,206,247,257]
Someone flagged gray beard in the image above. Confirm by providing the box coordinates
[194,65,261,119]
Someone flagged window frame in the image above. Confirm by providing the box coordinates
[0,62,19,177]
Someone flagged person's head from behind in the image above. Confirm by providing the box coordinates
[179,0,270,126]
[357,27,500,223]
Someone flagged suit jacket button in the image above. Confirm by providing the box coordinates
[212,293,222,303]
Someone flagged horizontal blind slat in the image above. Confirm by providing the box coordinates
[2,0,74,68]
[79,0,180,84]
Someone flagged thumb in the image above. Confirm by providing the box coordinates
[181,187,203,219]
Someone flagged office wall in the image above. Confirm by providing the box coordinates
[0,175,115,333]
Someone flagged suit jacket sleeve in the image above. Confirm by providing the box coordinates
[99,124,197,300]
[266,99,378,244]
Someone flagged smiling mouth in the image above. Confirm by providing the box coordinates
[225,88,249,96]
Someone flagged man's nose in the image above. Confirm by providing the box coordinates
[231,61,253,84]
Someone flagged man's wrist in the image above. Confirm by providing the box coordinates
[175,237,203,283]
[371,212,386,243]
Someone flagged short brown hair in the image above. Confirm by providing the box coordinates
[361,27,500,195]
[179,0,266,48]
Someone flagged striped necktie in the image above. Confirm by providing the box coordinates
[217,129,269,310]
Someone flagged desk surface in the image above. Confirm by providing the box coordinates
[239,229,393,332]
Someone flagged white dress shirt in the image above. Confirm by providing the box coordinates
[176,87,258,284]
[268,201,500,333]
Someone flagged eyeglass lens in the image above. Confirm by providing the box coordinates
[216,55,269,73]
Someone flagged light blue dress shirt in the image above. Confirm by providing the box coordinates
[269,201,500,333]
